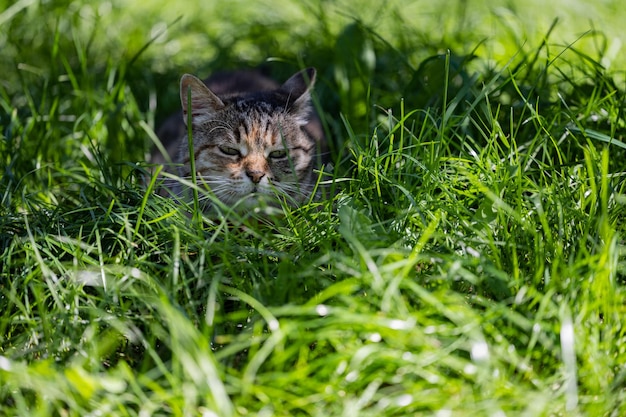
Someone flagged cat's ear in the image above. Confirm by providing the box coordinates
[280,67,316,125]
[180,74,224,126]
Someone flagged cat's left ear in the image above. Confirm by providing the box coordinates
[280,67,316,125]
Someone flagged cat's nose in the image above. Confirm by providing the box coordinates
[246,170,265,184]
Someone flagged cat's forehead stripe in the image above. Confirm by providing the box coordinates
[233,111,271,147]
[235,98,276,112]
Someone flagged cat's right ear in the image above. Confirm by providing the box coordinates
[280,67,316,126]
[180,74,224,126]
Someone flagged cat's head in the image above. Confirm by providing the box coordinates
[178,68,321,209]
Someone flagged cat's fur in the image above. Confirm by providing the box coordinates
[152,68,326,209]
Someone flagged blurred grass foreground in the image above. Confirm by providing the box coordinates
[1,0,626,416]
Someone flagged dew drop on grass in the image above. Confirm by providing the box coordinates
[316,304,329,316]
[368,332,382,342]
[0,356,11,371]
[345,370,359,382]
[396,394,413,407]
[335,360,347,375]
[388,319,412,330]
[268,319,279,331]
[465,246,480,258]
[470,340,490,362]
[464,364,477,375]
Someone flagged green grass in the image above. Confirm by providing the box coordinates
[1,0,626,415]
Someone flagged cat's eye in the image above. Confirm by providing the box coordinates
[218,146,241,156]
[268,149,288,159]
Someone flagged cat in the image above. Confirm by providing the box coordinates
[152,68,327,210]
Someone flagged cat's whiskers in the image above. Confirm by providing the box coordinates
[175,172,315,207]
[269,180,311,200]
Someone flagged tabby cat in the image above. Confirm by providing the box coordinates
[152,68,327,209]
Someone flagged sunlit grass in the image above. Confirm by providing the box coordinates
[1,0,626,416]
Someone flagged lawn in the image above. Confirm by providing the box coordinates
[1,0,626,415]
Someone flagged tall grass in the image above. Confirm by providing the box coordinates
[1,0,625,415]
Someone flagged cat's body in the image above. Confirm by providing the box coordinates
[152,68,326,209]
